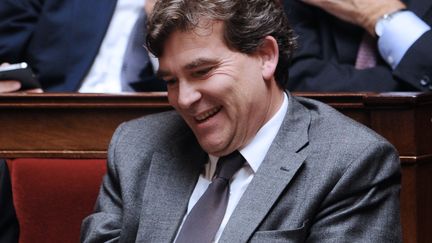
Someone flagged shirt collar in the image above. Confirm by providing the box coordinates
[239,92,288,173]
[205,92,288,178]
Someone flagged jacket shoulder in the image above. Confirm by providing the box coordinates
[296,96,394,148]
[111,111,191,153]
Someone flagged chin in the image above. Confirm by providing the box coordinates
[194,130,232,155]
[198,140,226,156]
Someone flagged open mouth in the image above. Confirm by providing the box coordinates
[195,106,222,122]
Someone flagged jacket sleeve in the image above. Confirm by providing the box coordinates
[394,30,432,90]
[306,141,402,242]
[80,125,125,243]
[0,0,41,63]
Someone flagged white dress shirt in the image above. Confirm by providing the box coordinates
[378,11,430,69]
[79,0,144,93]
[175,92,289,243]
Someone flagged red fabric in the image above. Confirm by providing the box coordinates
[7,159,106,243]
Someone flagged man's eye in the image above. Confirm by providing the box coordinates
[192,67,212,77]
[164,78,177,85]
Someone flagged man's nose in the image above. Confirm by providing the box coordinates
[177,80,202,109]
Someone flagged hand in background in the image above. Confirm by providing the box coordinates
[0,81,43,93]
[301,0,406,35]
[0,63,43,93]
[0,80,21,93]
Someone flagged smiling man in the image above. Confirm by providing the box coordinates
[81,0,402,242]
[157,21,283,156]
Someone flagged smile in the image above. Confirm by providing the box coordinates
[195,106,222,122]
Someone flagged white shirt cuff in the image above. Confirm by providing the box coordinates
[378,11,430,69]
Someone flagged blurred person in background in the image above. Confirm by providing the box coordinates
[0,0,165,92]
[284,0,432,91]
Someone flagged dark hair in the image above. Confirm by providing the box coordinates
[146,0,296,88]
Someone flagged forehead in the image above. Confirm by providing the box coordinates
[158,21,227,65]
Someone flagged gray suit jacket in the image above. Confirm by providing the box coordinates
[81,92,401,242]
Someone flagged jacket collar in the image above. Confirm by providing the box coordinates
[136,129,207,242]
[219,92,311,242]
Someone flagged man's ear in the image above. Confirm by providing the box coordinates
[257,36,279,81]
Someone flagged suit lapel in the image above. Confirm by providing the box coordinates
[137,131,207,242]
[219,93,311,242]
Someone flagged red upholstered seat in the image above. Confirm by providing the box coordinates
[7,159,106,243]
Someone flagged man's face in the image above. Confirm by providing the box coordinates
[158,21,281,156]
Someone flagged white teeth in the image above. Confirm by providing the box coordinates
[196,107,221,121]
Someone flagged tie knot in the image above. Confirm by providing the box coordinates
[215,151,246,181]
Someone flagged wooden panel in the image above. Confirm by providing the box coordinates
[400,164,418,243]
[416,161,432,243]
[0,93,170,158]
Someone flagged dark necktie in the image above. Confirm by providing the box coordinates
[175,151,246,243]
[121,10,151,91]
[355,32,378,69]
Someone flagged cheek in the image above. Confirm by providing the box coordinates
[167,88,179,106]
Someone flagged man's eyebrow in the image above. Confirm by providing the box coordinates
[156,69,171,79]
[184,58,219,70]
[157,58,219,78]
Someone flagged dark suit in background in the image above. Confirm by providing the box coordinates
[0,160,19,243]
[0,0,165,92]
[283,0,432,91]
